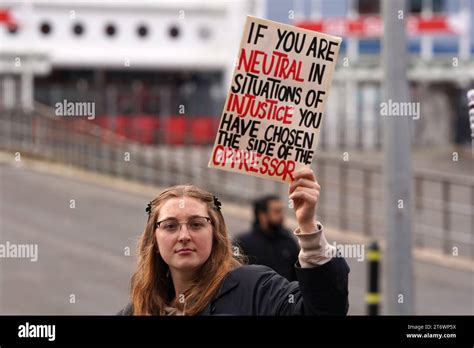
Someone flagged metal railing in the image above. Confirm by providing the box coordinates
[315,156,474,259]
[1,103,473,259]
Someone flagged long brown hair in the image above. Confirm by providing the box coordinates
[130,184,242,315]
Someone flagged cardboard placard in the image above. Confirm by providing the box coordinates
[208,16,341,183]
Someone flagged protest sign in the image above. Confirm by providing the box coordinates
[209,16,341,182]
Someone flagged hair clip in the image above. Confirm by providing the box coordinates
[213,195,222,211]
[146,201,152,219]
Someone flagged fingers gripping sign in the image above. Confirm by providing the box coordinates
[288,167,320,233]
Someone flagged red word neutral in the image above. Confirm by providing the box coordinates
[238,48,305,82]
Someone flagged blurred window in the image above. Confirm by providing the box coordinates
[137,24,148,38]
[169,25,180,39]
[358,0,380,14]
[410,0,445,13]
[105,23,116,37]
[40,22,52,35]
[7,25,18,34]
[73,23,84,36]
[358,0,445,15]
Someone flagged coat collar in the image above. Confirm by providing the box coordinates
[199,267,241,315]
[213,268,240,301]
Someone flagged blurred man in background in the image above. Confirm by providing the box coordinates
[237,195,300,281]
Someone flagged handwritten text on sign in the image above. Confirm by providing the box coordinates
[208,16,341,182]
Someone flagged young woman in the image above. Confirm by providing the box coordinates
[117,167,349,315]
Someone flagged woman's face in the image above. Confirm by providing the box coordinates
[155,196,213,274]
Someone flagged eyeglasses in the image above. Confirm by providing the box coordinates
[155,216,212,233]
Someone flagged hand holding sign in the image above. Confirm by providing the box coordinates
[289,167,320,234]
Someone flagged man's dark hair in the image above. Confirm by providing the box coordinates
[253,195,281,228]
